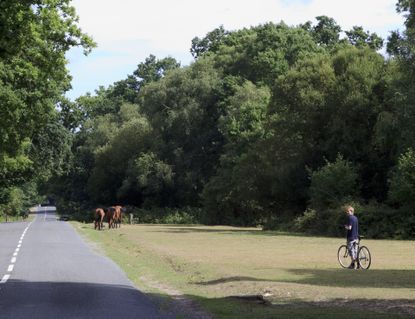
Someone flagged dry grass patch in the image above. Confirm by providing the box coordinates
[75,223,415,319]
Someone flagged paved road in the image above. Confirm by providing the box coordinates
[0,210,175,319]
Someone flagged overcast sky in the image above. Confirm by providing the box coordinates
[66,0,404,100]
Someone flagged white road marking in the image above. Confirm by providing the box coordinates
[1,220,34,284]
[1,275,10,284]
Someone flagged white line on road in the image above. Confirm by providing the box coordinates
[0,221,34,284]
[1,275,10,284]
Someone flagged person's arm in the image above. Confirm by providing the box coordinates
[344,216,352,230]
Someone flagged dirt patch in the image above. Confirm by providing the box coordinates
[140,276,213,319]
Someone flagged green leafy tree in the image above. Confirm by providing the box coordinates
[87,116,152,203]
[388,148,415,206]
[138,57,223,206]
[0,0,94,198]
[191,25,229,58]
[346,26,384,50]
[309,155,359,209]
[205,22,321,87]
[202,81,270,225]
[311,16,342,46]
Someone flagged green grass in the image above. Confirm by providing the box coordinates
[74,223,415,319]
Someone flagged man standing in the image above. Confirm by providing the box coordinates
[345,206,359,269]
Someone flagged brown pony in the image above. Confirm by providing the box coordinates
[113,205,125,228]
[105,207,116,229]
[94,208,105,230]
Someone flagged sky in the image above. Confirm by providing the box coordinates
[65,0,405,100]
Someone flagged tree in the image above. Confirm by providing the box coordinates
[0,0,94,193]
[211,22,321,87]
[308,155,359,209]
[133,55,180,88]
[191,25,229,58]
[202,81,271,225]
[388,148,415,207]
[138,57,223,206]
[346,26,384,50]
[311,16,342,46]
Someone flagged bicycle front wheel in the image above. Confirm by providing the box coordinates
[358,246,371,269]
[337,245,351,268]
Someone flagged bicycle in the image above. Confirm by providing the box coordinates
[337,236,371,270]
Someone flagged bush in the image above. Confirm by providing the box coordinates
[125,206,201,224]
[388,148,415,207]
[308,155,359,209]
[291,202,364,237]
[55,200,94,222]
[293,208,319,233]
[359,203,415,239]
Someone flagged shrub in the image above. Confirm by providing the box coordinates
[293,208,319,233]
[308,155,359,209]
[388,148,415,207]
[125,206,201,224]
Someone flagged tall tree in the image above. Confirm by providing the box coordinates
[0,0,94,190]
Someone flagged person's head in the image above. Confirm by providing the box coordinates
[345,206,354,215]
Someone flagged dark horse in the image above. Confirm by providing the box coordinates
[94,208,105,230]
[105,207,116,229]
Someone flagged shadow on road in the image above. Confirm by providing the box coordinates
[0,279,412,319]
[0,280,175,319]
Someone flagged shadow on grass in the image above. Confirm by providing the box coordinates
[197,296,414,319]
[195,276,272,285]
[282,268,415,289]
[147,225,312,237]
[194,269,415,289]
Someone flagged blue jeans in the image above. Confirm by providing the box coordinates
[347,239,358,261]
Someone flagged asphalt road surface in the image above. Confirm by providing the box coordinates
[0,210,176,319]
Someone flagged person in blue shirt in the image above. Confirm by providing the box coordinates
[344,206,359,269]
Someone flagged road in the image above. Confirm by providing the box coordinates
[0,210,175,319]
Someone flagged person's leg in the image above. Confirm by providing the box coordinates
[347,240,357,269]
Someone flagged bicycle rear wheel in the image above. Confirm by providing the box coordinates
[337,245,350,268]
[358,246,371,269]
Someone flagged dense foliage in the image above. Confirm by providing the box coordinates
[3,1,415,238]
[0,0,94,217]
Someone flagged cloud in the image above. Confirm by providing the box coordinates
[66,0,404,99]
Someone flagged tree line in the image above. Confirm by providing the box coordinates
[2,1,415,238]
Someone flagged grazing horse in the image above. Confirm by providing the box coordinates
[105,207,116,229]
[94,208,105,230]
[113,205,125,228]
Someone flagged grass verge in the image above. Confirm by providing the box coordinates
[74,223,415,319]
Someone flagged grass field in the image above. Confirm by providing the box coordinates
[74,223,415,319]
